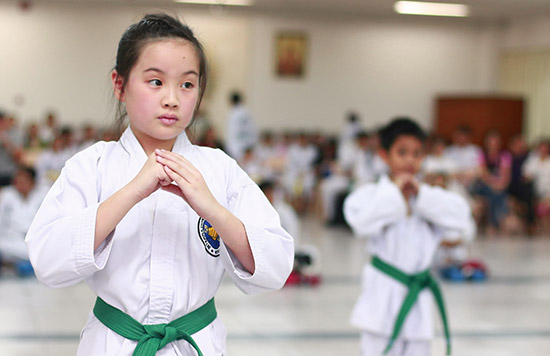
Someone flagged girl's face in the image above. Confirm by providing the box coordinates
[113,39,200,152]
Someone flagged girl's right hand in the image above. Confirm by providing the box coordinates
[130,152,173,201]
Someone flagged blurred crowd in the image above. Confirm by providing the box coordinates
[204,113,550,239]
[0,108,549,275]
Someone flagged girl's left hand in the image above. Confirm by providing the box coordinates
[155,149,221,220]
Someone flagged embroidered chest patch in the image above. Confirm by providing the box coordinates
[198,218,220,257]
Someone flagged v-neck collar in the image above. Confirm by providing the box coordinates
[119,126,192,160]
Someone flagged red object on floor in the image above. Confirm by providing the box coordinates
[285,270,302,286]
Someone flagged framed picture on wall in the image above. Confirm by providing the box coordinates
[275,32,307,78]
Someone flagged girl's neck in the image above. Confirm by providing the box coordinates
[130,127,178,155]
[137,136,176,155]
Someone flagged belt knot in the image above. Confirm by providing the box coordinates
[143,324,181,350]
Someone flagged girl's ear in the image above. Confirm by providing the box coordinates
[111,70,125,101]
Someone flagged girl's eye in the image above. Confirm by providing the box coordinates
[182,82,194,89]
[149,79,162,86]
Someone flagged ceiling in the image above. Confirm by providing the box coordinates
[252,0,550,22]
[16,0,550,23]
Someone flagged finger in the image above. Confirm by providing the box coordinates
[155,149,192,166]
[163,165,191,190]
[156,151,195,175]
[162,183,186,199]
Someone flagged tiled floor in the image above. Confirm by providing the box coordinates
[1,216,549,355]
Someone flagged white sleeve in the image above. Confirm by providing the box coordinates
[0,189,10,237]
[414,183,472,241]
[219,162,294,295]
[343,177,407,237]
[25,148,114,288]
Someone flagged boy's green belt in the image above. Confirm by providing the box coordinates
[371,256,451,355]
[93,297,217,356]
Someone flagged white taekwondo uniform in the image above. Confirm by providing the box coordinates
[343,175,470,354]
[25,127,294,356]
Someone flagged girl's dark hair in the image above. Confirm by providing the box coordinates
[379,117,427,150]
[113,13,208,128]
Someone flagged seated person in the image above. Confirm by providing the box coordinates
[0,166,47,276]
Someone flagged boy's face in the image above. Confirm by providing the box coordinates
[380,135,424,176]
[14,170,35,196]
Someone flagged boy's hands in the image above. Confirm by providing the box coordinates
[393,173,419,201]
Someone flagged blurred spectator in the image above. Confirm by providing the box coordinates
[473,129,512,235]
[78,124,98,151]
[259,180,321,286]
[38,111,59,146]
[0,111,20,187]
[0,166,47,276]
[445,125,482,191]
[255,131,285,182]
[337,112,362,172]
[423,136,457,177]
[195,126,224,150]
[507,134,536,235]
[239,147,265,183]
[225,91,258,160]
[35,134,72,187]
[283,132,318,214]
[523,140,550,234]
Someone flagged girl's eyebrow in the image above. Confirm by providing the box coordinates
[144,67,164,74]
[143,67,199,76]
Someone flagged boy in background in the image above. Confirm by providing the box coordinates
[344,118,472,356]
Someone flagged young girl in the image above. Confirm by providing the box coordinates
[25,13,294,356]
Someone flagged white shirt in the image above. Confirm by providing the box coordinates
[35,147,74,187]
[25,127,294,356]
[343,176,470,340]
[225,105,258,160]
[422,154,457,176]
[286,143,317,174]
[523,154,550,199]
[0,185,47,261]
[353,150,388,186]
[445,144,481,172]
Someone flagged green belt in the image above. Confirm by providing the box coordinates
[93,297,217,356]
[371,256,451,355]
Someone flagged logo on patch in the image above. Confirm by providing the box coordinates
[198,218,220,257]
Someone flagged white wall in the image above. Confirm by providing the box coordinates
[0,2,251,131]
[249,16,501,133]
[501,15,550,51]
[0,1,501,135]
[498,16,550,142]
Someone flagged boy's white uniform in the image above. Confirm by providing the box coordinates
[25,128,294,356]
[344,176,470,354]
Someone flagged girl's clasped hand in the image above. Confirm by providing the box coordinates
[129,148,219,222]
[155,148,220,220]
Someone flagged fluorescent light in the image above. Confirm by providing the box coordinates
[175,0,253,5]
[394,1,469,17]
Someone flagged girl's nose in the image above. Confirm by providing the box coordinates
[162,89,179,108]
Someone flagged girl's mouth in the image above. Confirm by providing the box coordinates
[158,115,178,125]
